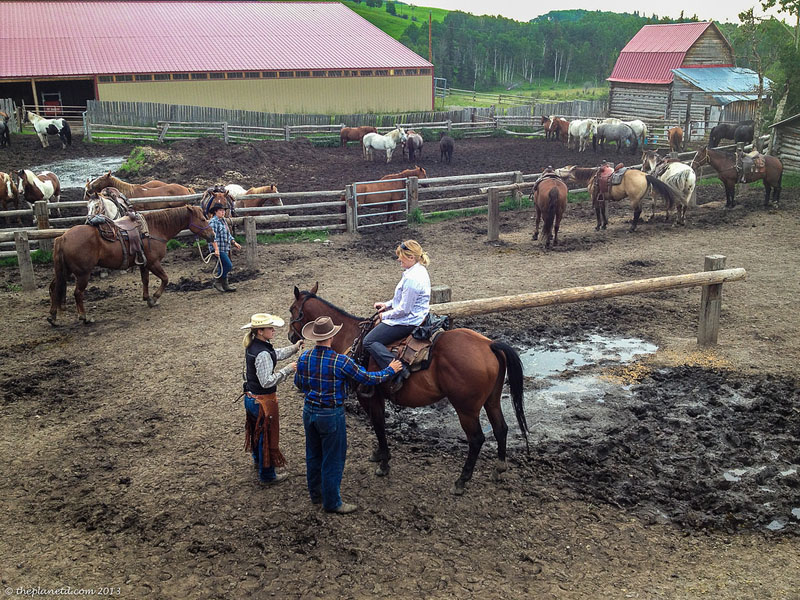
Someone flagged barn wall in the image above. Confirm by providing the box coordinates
[683,27,734,65]
[669,78,713,123]
[773,122,800,172]
[608,83,670,119]
[97,76,432,114]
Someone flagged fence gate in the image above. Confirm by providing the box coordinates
[352,178,408,230]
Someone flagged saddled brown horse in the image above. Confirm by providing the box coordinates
[668,126,683,152]
[48,205,214,325]
[531,172,568,248]
[340,125,378,147]
[354,166,427,224]
[85,172,194,209]
[691,145,783,208]
[288,283,529,495]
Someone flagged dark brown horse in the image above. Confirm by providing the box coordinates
[288,283,529,495]
[48,205,214,325]
[541,115,554,141]
[668,126,683,153]
[691,145,783,208]
[340,125,378,147]
[531,173,567,248]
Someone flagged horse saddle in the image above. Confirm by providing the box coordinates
[387,314,450,374]
[739,152,766,182]
[596,166,615,195]
[529,171,561,198]
[87,214,148,267]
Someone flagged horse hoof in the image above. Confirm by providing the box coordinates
[368,449,381,463]
[84,317,95,325]
[46,315,57,327]
[375,464,389,477]
[451,482,465,496]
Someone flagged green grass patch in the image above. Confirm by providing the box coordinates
[4,283,22,293]
[118,147,149,177]
[256,230,331,244]
[167,239,190,250]
[0,249,52,268]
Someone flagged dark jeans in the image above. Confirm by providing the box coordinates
[215,251,233,278]
[303,404,347,511]
[244,395,276,482]
[363,322,416,368]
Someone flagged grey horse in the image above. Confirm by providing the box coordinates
[594,122,639,155]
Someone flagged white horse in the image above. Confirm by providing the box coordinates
[640,150,696,226]
[224,184,247,199]
[362,127,407,163]
[624,119,648,147]
[568,119,597,152]
[86,188,133,220]
[25,111,72,149]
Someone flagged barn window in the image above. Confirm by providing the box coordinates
[191,73,208,80]
[115,74,133,82]
[245,72,260,78]
[296,71,311,77]
[262,72,277,78]
[312,71,325,77]
[210,72,225,79]
[227,72,243,79]
[351,70,358,77]
[405,69,417,75]
[172,73,189,80]
[375,70,388,76]
[135,74,153,81]
[279,71,294,78]
[419,68,431,75]
[360,70,373,77]
[327,71,342,77]
[154,73,170,81]
[98,76,113,83]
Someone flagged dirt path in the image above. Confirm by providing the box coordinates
[1,135,798,598]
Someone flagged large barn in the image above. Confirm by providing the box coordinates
[0,1,433,116]
[607,22,769,132]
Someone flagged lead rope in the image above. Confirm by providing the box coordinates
[196,239,223,279]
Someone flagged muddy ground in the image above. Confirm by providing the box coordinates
[1,132,799,599]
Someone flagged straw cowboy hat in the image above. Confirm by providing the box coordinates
[240,313,285,330]
[301,316,342,341]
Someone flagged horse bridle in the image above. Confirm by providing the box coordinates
[189,220,212,236]
[289,292,312,342]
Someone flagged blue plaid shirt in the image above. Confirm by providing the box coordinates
[294,346,394,408]
[209,215,234,253]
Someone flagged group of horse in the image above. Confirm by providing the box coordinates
[341,125,455,164]
[542,116,648,155]
[0,168,62,225]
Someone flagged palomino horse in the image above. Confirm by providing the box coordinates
[404,130,424,161]
[557,165,674,231]
[84,172,193,209]
[530,170,568,248]
[288,283,529,494]
[235,185,283,208]
[86,187,134,221]
[641,150,696,226]
[17,169,61,216]
[1,172,23,224]
[340,125,377,147]
[25,110,72,149]
[691,145,782,208]
[48,205,214,325]
[362,127,407,163]
[668,126,684,152]
[354,166,427,225]
[567,118,597,152]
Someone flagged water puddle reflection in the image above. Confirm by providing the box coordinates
[31,156,126,189]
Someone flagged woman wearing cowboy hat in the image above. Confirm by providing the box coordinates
[241,313,303,485]
[294,316,401,514]
[209,203,241,293]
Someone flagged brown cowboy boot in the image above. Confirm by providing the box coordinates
[213,277,225,292]
[222,276,237,292]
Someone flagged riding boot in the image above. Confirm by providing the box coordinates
[213,277,225,292]
[222,276,237,292]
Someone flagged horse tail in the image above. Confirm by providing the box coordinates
[50,236,68,310]
[62,121,72,146]
[544,187,558,232]
[646,174,675,209]
[490,341,529,446]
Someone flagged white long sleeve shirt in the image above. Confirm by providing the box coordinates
[381,262,431,326]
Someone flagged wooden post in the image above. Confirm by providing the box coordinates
[683,92,693,141]
[34,201,52,253]
[430,285,451,304]
[406,176,419,221]
[158,123,170,143]
[222,122,229,144]
[244,216,257,268]
[446,119,452,132]
[345,185,356,233]
[697,255,726,346]
[513,171,523,207]
[14,231,36,292]
[487,187,500,242]
[284,125,291,141]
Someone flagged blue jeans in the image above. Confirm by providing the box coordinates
[245,395,276,482]
[303,404,347,511]
[215,251,233,278]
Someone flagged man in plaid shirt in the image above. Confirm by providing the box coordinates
[295,316,400,514]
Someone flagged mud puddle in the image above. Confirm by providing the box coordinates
[31,156,126,189]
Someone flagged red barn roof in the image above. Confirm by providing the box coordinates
[0,1,432,79]
[607,22,731,84]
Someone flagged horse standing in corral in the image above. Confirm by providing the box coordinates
[223,184,247,200]
[548,117,570,143]
[48,206,214,325]
[16,169,61,216]
[288,282,529,495]
[86,187,134,221]
[1,172,23,225]
[404,130,424,161]
[623,119,648,147]
[568,118,597,152]
[24,110,72,149]
[0,114,10,148]
[439,133,454,164]
[84,172,194,209]
[668,126,684,152]
[200,185,237,217]
[354,166,427,224]
[340,125,377,147]
[530,169,568,248]
[709,120,754,148]
[362,127,407,163]
[234,185,283,208]
[594,122,638,154]
[84,171,168,200]
[691,145,782,208]
[641,150,696,226]
[541,115,556,141]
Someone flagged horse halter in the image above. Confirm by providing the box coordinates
[289,292,312,342]
[188,220,212,236]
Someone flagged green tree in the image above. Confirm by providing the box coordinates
[760,0,800,49]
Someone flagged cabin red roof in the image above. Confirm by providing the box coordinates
[0,1,432,79]
[607,22,730,84]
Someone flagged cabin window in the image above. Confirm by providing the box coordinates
[210,72,225,79]
[263,72,277,78]
[98,76,113,83]
[245,72,260,79]
[172,73,189,80]
[226,72,243,79]
[115,74,133,82]
[135,74,153,81]
[279,71,295,78]
[191,73,208,80]
[154,73,170,81]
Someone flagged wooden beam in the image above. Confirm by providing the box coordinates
[431,268,746,318]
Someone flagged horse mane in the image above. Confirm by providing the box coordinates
[142,205,193,232]
[303,291,364,322]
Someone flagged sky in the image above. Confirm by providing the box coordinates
[413,1,788,25]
